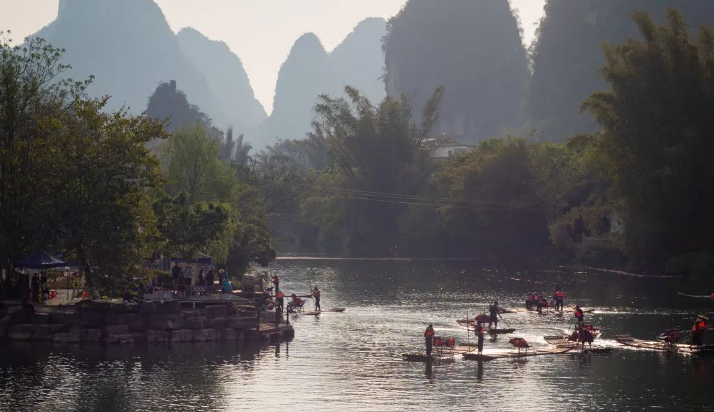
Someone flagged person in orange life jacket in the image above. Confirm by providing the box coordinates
[574,306,585,326]
[475,321,485,354]
[424,325,435,358]
[692,315,709,346]
[275,290,285,312]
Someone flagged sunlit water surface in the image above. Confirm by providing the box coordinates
[1,261,713,411]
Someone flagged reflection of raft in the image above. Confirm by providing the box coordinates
[300,308,346,316]
[402,353,455,363]
[615,335,714,355]
[677,292,714,299]
[463,346,573,361]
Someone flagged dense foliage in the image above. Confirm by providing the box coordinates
[584,9,714,270]
[526,0,714,142]
[0,33,275,295]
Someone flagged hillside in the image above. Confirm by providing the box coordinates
[177,28,267,133]
[383,0,529,143]
[33,0,228,128]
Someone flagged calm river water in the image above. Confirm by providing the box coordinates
[1,261,713,412]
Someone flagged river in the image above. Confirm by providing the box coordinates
[1,261,712,411]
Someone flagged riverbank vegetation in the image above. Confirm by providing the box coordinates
[267,10,714,286]
[0,33,274,295]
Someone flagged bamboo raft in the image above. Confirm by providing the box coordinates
[455,319,515,335]
[463,346,574,361]
[615,335,714,355]
[299,308,346,316]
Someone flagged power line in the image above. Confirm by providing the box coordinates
[300,188,543,212]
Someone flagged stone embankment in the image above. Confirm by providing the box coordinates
[0,300,293,345]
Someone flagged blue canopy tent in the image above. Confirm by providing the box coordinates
[14,250,67,270]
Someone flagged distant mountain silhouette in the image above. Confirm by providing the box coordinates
[177,28,267,133]
[383,0,529,143]
[33,0,228,128]
[146,80,217,134]
[330,17,387,105]
[250,18,387,148]
[251,33,331,149]
[526,0,714,142]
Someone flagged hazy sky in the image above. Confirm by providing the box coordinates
[0,0,546,114]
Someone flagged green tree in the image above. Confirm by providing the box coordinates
[300,86,443,256]
[22,99,166,291]
[584,9,714,268]
[436,138,551,261]
[153,193,231,260]
[160,123,236,202]
[0,32,90,274]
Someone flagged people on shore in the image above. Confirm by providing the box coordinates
[276,290,285,313]
[271,275,280,291]
[184,265,193,286]
[488,301,499,329]
[692,315,709,346]
[313,286,321,311]
[475,321,485,354]
[424,324,435,358]
[205,269,215,287]
[22,290,35,314]
[222,278,233,293]
[217,269,224,285]
[197,272,206,286]
[171,263,181,284]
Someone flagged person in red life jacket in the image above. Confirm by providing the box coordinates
[275,290,285,313]
[271,275,280,292]
[554,286,565,311]
[424,325,435,358]
[692,315,709,346]
[475,321,485,354]
[574,306,585,326]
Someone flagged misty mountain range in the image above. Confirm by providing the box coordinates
[30,0,714,147]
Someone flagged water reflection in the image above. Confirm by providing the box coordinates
[1,261,712,411]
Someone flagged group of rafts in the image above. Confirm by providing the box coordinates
[403,289,714,363]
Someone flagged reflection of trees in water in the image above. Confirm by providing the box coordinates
[0,340,291,411]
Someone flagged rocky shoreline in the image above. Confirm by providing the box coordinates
[0,300,293,345]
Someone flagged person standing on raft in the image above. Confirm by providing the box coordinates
[554,286,565,311]
[313,286,321,311]
[475,321,485,354]
[488,301,499,329]
[692,315,709,346]
[424,325,435,358]
[574,306,585,327]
